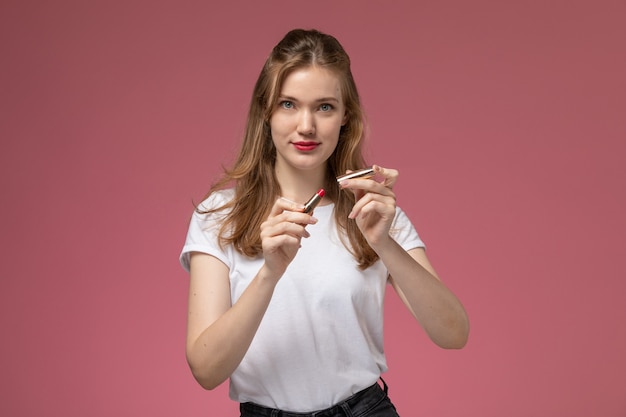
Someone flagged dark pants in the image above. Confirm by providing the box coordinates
[239,379,400,417]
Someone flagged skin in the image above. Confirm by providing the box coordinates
[186,66,469,390]
[269,66,347,203]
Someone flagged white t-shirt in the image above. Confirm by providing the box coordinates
[180,189,424,412]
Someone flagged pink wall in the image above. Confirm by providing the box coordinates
[1,1,624,416]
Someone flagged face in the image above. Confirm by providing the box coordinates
[269,66,346,176]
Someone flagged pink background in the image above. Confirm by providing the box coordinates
[1,1,625,416]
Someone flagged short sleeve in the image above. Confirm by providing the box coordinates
[390,206,425,251]
[179,190,234,272]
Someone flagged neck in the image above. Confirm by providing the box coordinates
[274,163,328,204]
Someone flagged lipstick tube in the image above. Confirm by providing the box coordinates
[303,189,325,214]
[336,167,375,182]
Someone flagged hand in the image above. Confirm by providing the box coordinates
[259,197,317,279]
[339,165,399,249]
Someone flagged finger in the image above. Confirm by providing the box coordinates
[348,193,396,219]
[338,170,362,200]
[350,200,395,221]
[339,176,396,197]
[262,221,311,240]
[266,198,316,226]
[373,164,399,189]
[269,197,305,217]
[263,234,302,255]
[274,224,311,240]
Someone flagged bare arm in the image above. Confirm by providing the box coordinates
[340,165,469,349]
[379,243,469,349]
[186,253,279,389]
[185,198,316,389]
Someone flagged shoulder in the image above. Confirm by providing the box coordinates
[392,205,412,226]
[180,189,235,272]
[189,188,235,230]
[196,189,235,213]
[390,205,426,249]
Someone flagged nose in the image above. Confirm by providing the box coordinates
[297,109,315,136]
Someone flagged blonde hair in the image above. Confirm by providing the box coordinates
[200,29,378,269]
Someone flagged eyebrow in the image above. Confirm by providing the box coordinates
[279,95,340,103]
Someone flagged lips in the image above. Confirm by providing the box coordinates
[292,141,319,151]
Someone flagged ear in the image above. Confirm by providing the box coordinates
[341,111,348,126]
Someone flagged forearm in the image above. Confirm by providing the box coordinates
[374,238,469,349]
[186,266,278,389]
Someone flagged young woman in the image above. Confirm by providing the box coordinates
[180,28,469,416]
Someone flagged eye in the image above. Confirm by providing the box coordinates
[319,103,333,112]
[280,101,294,109]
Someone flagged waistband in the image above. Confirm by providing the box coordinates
[240,379,389,417]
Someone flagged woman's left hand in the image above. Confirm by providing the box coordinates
[338,164,399,249]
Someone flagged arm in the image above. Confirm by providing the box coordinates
[378,242,469,349]
[185,198,316,389]
[339,165,469,349]
[186,253,278,389]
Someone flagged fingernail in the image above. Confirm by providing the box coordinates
[338,180,348,188]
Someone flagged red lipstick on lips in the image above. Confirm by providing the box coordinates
[293,141,319,151]
[303,189,325,214]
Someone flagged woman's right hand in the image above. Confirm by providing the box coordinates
[259,197,317,279]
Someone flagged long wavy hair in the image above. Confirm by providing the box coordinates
[200,28,378,269]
